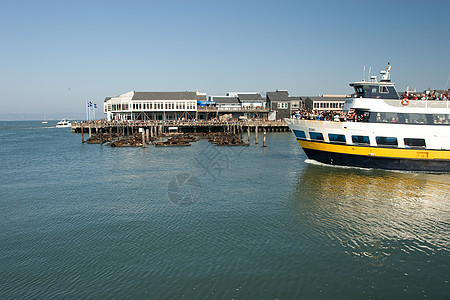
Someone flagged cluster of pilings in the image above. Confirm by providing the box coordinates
[81,120,270,148]
[73,120,288,135]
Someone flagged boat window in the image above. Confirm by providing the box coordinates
[404,138,426,148]
[352,135,370,145]
[328,134,346,143]
[432,114,450,124]
[369,112,399,123]
[363,86,375,98]
[356,110,369,122]
[293,130,306,139]
[379,86,389,93]
[355,86,364,97]
[408,113,427,124]
[376,136,398,147]
[309,132,324,141]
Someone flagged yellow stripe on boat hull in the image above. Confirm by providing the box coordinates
[297,140,450,160]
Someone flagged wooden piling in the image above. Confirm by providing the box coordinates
[255,125,259,144]
[142,130,146,148]
[146,129,150,144]
[263,129,266,147]
[81,123,85,143]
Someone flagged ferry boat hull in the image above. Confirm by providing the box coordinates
[287,63,450,173]
[298,139,450,173]
[286,118,450,173]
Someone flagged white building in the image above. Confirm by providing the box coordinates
[104,90,206,121]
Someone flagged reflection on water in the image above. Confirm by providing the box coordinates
[290,165,450,262]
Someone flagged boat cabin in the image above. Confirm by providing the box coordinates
[350,82,399,100]
[350,63,400,100]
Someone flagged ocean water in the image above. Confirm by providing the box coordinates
[0,121,449,299]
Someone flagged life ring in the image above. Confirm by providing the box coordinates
[401,98,409,106]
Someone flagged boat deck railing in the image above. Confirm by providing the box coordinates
[384,99,450,109]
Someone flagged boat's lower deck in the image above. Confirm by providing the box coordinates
[286,119,450,172]
[298,140,450,172]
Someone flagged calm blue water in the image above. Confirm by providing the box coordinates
[1,121,449,299]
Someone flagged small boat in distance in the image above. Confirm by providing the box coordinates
[56,119,71,128]
[41,115,48,124]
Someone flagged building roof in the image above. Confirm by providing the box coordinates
[132,91,205,101]
[289,96,302,101]
[214,96,240,104]
[266,91,303,102]
[238,93,264,102]
[266,91,289,101]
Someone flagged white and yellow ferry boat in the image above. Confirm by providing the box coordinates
[286,64,450,173]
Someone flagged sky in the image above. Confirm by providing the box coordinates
[0,0,449,120]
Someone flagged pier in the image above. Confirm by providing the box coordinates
[71,120,288,147]
[71,120,289,135]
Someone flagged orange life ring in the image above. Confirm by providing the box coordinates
[401,98,409,106]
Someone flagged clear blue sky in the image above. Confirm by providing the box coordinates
[1,0,449,119]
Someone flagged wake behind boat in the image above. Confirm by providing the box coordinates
[286,64,450,173]
[56,119,71,128]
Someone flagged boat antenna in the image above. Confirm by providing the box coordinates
[445,73,450,90]
[362,65,366,81]
[368,67,372,81]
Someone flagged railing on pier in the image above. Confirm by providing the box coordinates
[71,119,289,134]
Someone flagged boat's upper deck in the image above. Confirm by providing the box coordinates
[350,81,399,100]
[344,63,450,114]
[349,63,399,100]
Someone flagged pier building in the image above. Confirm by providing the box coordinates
[104,91,207,121]
[303,95,347,111]
[103,90,349,122]
[266,90,303,120]
[209,92,269,120]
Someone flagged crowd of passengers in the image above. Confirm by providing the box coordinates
[293,109,367,122]
[402,90,449,101]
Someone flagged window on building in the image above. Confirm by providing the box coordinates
[277,102,288,109]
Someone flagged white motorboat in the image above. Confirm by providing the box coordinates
[56,119,71,128]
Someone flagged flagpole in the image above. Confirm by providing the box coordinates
[86,101,88,121]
